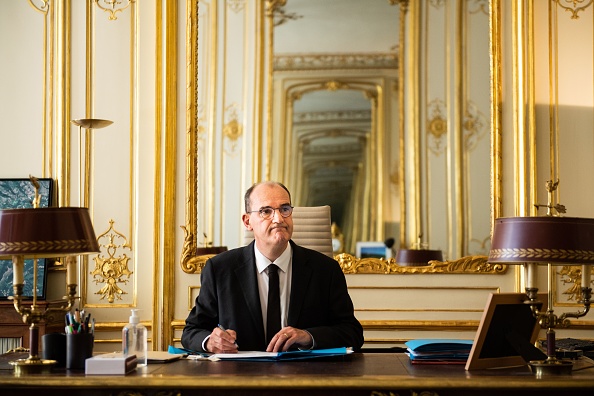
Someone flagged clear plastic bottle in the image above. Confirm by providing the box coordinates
[122,309,148,366]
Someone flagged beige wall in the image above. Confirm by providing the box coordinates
[2,0,594,352]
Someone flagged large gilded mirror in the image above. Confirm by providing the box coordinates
[182,0,499,275]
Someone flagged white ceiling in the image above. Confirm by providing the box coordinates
[274,0,399,55]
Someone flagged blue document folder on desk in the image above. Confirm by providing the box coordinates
[209,347,352,362]
[405,339,473,364]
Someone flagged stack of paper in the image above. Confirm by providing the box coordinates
[405,339,473,365]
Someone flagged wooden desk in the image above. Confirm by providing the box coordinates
[0,352,593,396]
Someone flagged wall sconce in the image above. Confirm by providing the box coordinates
[488,181,594,376]
[0,179,99,375]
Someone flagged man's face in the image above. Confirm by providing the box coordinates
[242,184,293,250]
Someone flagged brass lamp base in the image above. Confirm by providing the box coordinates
[529,358,573,377]
[9,357,56,376]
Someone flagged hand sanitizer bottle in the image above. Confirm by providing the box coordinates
[122,309,147,366]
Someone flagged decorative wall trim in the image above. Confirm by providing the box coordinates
[337,254,507,275]
[90,219,133,304]
[180,0,199,276]
[182,253,506,275]
[553,0,594,19]
[274,52,398,71]
[93,0,135,21]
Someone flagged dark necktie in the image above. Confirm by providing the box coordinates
[266,264,281,344]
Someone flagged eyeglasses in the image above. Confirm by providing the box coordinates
[248,204,293,220]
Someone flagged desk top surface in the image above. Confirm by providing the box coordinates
[1,352,594,392]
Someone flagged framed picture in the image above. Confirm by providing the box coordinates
[465,292,547,370]
[356,241,392,259]
[0,178,54,300]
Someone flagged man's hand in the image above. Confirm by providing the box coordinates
[266,326,313,352]
[205,326,238,353]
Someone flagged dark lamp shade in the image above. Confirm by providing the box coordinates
[0,207,99,259]
[489,216,594,265]
[395,249,443,266]
[196,246,227,256]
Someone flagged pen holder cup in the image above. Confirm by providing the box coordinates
[66,333,94,370]
[41,332,67,368]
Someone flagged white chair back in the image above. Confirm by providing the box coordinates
[243,205,333,257]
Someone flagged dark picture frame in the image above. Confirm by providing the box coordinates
[0,178,54,300]
[465,292,547,370]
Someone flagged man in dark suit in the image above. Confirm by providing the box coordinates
[181,181,364,353]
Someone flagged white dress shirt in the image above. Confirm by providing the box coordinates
[254,243,292,339]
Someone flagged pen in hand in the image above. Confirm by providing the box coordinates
[217,324,238,348]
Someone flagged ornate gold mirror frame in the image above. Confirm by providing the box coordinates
[180,0,504,276]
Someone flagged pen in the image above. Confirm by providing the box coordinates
[84,313,91,331]
[217,324,238,348]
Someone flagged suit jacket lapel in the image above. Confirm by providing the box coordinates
[235,242,265,342]
[288,241,313,325]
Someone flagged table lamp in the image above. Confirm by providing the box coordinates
[395,234,443,266]
[0,178,99,375]
[488,181,594,376]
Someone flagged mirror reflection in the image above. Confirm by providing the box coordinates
[293,89,370,226]
[270,0,400,255]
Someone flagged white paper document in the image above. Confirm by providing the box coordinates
[209,347,352,361]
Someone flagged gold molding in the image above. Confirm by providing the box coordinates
[360,320,478,331]
[490,0,502,225]
[166,319,594,342]
[161,0,178,353]
[274,52,398,71]
[180,253,506,275]
[28,0,50,13]
[181,0,199,276]
[553,0,594,19]
[93,0,135,21]
[398,1,408,249]
[336,253,506,275]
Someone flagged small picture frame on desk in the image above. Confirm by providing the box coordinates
[465,292,547,370]
[0,178,54,300]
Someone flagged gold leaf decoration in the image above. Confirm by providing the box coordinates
[94,0,135,21]
[91,219,133,303]
[336,253,506,275]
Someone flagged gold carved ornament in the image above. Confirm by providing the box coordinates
[90,219,133,303]
[559,265,592,302]
[553,0,594,19]
[27,0,49,14]
[94,0,135,21]
[336,253,507,275]
[223,104,243,154]
[180,227,209,274]
[179,249,506,276]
